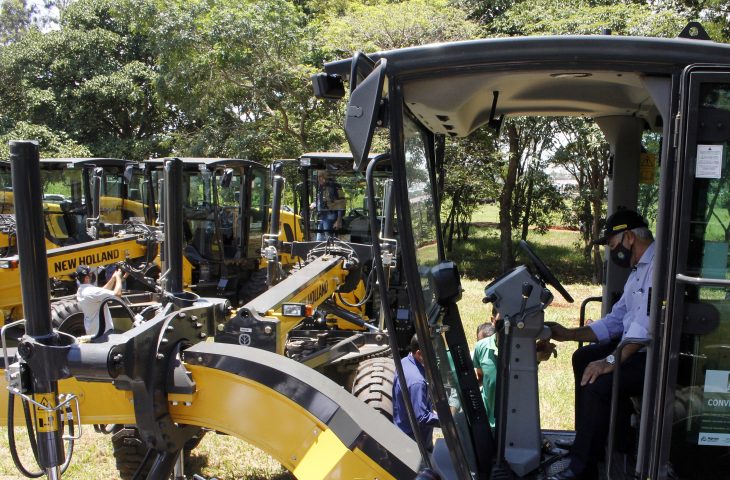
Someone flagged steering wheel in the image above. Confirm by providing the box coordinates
[518,239,573,303]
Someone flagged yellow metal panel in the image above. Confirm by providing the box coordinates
[294,429,395,480]
[170,364,396,480]
[0,236,149,314]
[0,375,135,426]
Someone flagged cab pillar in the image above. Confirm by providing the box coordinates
[595,116,644,314]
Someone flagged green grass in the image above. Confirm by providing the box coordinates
[0,428,293,479]
[441,225,592,284]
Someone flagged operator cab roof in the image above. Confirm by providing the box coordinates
[299,152,389,172]
[324,34,730,137]
[41,158,134,169]
[144,157,265,171]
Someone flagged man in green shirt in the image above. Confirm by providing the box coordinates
[473,327,498,428]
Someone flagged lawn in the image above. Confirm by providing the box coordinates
[0,225,601,478]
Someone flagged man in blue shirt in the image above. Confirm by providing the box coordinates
[393,334,439,451]
[547,209,655,480]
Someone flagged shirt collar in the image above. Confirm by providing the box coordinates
[636,241,656,266]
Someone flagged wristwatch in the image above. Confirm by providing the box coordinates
[605,354,616,365]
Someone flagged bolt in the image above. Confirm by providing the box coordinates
[161,337,169,344]
[157,353,164,360]
[197,356,203,363]
[199,332,207,339]
[171,401,179,406]
[264,326,272,334]
[375,334,383,343]
[217,323,224,332]
[517,321,525,329]
[195,322,202,328]
[177,312,186,318]
[112,354,123,363]
[17,342,33,359]
[166,326,174,331]
[184,402,192,407]
[191,316,198,322]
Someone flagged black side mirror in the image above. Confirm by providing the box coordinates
[345,57,387,172]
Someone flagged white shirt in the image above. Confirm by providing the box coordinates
[76,283,116,336]
[590,241,655,343]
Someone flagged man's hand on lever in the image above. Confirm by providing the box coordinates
[536,339,557,362]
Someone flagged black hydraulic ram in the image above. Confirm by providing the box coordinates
[10,141,65,477]
[164,158,185,295]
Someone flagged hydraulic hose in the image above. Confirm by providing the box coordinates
[8,392,75,478]
[336,267,375,308]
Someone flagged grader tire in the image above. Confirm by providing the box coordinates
[112,427,150,480]
[238,268,268,305]
[50,299,86,337]
[112,426,206,480]
[352,357,396,421]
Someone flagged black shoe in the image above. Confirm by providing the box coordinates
[554,438,574,449]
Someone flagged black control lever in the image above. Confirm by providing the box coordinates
[518,282,534,318]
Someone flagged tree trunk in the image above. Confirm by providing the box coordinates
[500,123,520,273]
[591,191,603,284]
[521,168,534,241]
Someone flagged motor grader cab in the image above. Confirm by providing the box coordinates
[0,157,152,255]
[296,152,386,243]
[309,22,730,479]
[141,157,301,306]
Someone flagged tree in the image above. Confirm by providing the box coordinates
[319,0,481,54]
[0,121,91,158]
[493,0,690,37]
[145,0,345,160]
[441,129,502,253]
[0,0,34,44]
[552,119,610,283]
[0,0,172,158]
[497,117,559,272]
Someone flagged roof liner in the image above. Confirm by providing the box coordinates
[405,70,658,136]
[324,35,730,136]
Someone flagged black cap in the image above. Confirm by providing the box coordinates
[593,209,648,245]
[75,265,91,279]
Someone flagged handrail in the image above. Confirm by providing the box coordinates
[579,296,602,348]
[606,337,651,480]
[676,273,730,287]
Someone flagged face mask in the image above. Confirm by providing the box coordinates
[610,234,632,268]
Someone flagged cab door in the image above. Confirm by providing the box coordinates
[652,66,730,479]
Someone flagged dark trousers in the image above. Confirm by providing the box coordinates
[570,342,646,475]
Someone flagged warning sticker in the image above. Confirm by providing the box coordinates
[33,393,58,433]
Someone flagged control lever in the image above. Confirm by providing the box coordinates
[518,282,533,318]
[540,287,553,307]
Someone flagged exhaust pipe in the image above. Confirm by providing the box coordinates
[266,162,285,286]
[163,158,184,295]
